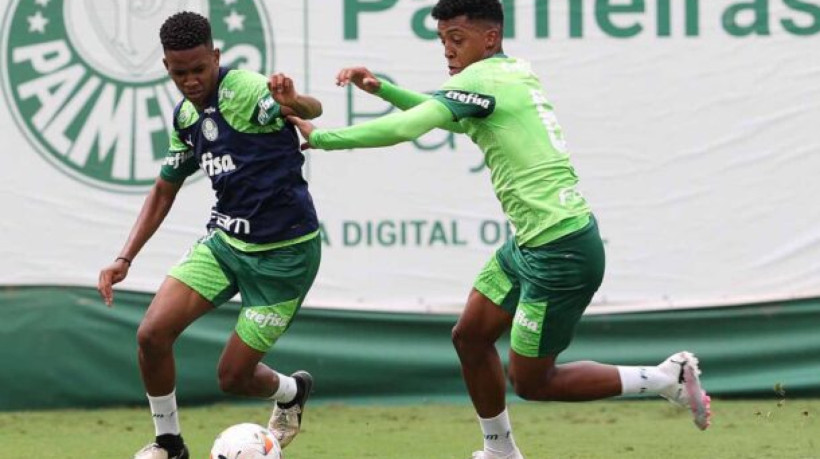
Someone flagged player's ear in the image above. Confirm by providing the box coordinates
[213,47,221,65]
[485,26,501,50]
[162,57,168,70]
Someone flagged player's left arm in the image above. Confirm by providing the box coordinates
[268,72,322,120]
[288,99,454,150]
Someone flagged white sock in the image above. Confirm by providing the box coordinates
[617,366,674,395]
[479,408,518,455]
[147,390,180,436]
[270,372,298,404]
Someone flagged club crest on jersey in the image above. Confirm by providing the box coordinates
[1,0,274,193]
[202,118,219,141]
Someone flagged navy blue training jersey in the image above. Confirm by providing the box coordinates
[161,67,318,245]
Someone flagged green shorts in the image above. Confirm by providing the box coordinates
[474,216,605,358]
[168,231,321,352]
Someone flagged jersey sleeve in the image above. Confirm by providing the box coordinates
[221,70,286,131]
[376,78,466,134]
[432,69,496,121]
[310,99,454,150]
[376,78,431,110]
[250,93,282,126]
[159,129,199,183]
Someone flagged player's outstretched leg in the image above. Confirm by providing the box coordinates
[268,370,314,448]
[657,351,712,430]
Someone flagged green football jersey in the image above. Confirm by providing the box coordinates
[433,55,590,246]
[311,55,591,246]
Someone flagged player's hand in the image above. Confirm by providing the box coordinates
[287,115,315,150]
[97,259,130,307]
[336,67,381,94]
[268,72,299,106]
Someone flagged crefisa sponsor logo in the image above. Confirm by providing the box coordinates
[444,90,492,109]
[244,308,288,328]
[1,0,273,192]
[514,309,539,332]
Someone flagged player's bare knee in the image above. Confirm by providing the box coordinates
[508,371,527,399]
[136,322,173,357]
[451,324,464,348]
[451,324,480,354]
[217,367,249,395]
[453,326,496,368]
[217,375,242,395]
[511,382,531,400]
[510,366,557,401]
[511,378,542,401]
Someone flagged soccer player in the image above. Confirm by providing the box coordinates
[286,1,711,458]
[97,12,320,459]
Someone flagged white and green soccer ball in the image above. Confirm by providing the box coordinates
[210,423,282,459]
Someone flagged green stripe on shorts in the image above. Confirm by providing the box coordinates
[511,302,548,358]
[474,255,517,309]
[168,240,236,305]
[236,299,300,352]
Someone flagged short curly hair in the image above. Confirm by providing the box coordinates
[431,0,504,25]
[160,11,212,51]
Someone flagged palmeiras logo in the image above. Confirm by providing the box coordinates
[1,0,273,193]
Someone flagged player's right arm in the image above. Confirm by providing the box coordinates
[98,124,198,306]
[97,177,183,307]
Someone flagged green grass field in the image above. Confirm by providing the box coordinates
[0,399,816,458]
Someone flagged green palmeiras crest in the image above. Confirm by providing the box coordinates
[1,0,273,193]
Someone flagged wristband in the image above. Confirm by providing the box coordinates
[115,256,132,266]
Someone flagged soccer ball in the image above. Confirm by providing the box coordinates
[210,423,282,459]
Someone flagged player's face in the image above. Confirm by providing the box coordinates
[163,44,220,108]
[437,16,500,76]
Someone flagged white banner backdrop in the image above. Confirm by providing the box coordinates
[2,0,819,313]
